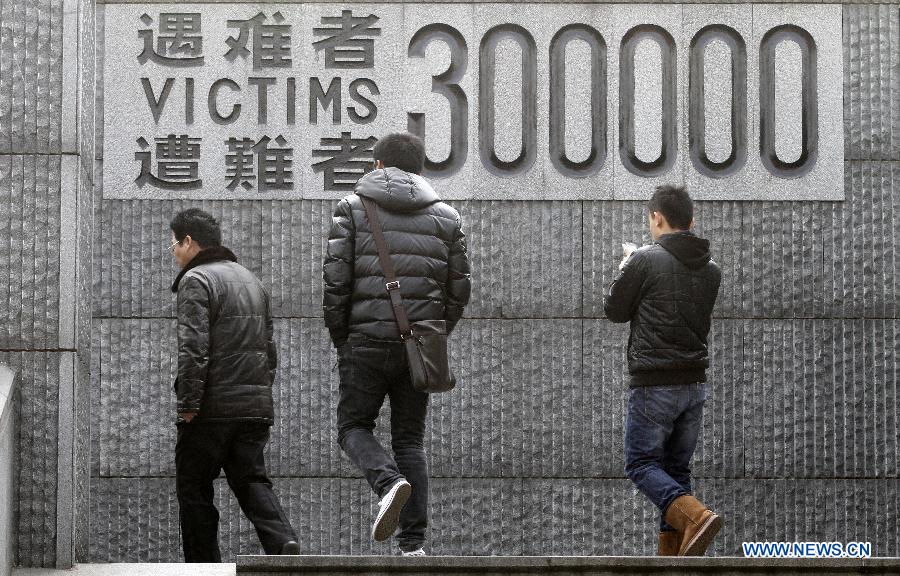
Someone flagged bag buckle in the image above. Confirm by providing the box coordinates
[386,280,400,291]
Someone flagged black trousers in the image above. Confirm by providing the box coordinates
[336,336,430,551]
[175,421,297,562]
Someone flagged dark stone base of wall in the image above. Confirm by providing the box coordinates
[236,556,900,576]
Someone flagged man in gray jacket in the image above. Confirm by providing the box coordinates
[170,208,298,561]
[323,133,471,555]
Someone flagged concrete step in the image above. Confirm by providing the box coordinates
[236,556,900,576]
[14,565,235,576]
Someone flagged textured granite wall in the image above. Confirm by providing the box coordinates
[4,0,896,566]
[0,0,96,567]
[0,366,18,576]
[84,1,900,561]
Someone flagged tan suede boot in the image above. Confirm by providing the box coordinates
[664,495,722,556]
[658,530,680,556]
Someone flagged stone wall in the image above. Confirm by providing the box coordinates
[0,366,18,576]
[1,0,898,567]
[86,1,899,561]
[0,0,95,567]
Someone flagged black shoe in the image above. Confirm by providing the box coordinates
[279,541,301,555]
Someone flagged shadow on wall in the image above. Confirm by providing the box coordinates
[0,365,18,576]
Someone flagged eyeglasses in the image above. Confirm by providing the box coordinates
[168,239,182,253]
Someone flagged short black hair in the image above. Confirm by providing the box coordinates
[170,208,222,248]
[647,185,693,230]
[373,132,426,174]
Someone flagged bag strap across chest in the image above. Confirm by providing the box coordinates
[360,195,413,339]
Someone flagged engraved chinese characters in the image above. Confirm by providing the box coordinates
[132,8,382,194]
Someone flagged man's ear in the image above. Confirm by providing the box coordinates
[689,217,695,230]
[182,234,193,249]
[375,160,384,169]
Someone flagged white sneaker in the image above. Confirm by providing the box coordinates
[372,479,412,541]
[401,547,426,557]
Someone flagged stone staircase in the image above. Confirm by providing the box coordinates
[236,556,900,576]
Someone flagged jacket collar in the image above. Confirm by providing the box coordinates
[355,167,441,213]
[655,231,712,270]
[171,246,238,292]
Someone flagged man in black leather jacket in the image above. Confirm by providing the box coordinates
[323,133,471,555]
[604,186,722,557]
[170,208,298,561]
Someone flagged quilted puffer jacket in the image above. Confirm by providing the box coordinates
[171,247,276,423]
[604,231,721,387]
[323,167,471,345]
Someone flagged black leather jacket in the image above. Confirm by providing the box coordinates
[604,232,721,387]
[323,167,471,345]
[172,247,276,423]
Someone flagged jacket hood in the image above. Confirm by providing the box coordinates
[656,231,711,270]
[355,167,441,212]
[171,246,238,292]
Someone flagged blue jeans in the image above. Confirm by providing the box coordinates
[624,383,707,532]
[336,335,430,551]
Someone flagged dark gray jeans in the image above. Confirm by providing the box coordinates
[175,421,297,562]
[336,335,430,551]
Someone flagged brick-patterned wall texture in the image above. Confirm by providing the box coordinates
[1,0,898,567]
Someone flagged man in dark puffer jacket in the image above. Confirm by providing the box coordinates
[604,186,722,557]
[323,133,471,555]
[170,208,298,561]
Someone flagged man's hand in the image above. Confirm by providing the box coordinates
[179,411,198,423]
[619,242,639,271]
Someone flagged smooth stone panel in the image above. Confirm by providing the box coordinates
[681,4,754,200]
[702,38,733,165]
[633,39,663,164]
[563,38,594,165]
[99,4,843,201]
[773,39,803,164]
[751,4,843,200]
[610,4,684,199]
[401,4,476,200]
